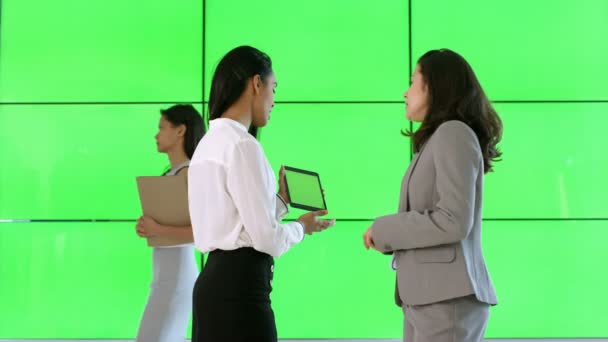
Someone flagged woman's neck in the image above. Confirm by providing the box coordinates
[221,100,252,129]
[167,149,189,169]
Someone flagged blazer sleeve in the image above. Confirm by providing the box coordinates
[371,121,481,252]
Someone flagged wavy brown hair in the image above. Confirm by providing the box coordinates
[404,49,503,173]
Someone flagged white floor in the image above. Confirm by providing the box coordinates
[1,339,607,342]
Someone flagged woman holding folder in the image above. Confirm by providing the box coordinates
[134,104,205,342]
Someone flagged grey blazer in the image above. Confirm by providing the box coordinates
[372,120,497,306]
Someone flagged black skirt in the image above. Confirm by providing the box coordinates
[192,247,276,342]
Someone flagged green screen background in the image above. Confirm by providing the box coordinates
[1,0,607,339]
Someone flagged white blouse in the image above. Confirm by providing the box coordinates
[188,118,304,257]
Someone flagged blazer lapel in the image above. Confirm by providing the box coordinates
[402,142,429,211]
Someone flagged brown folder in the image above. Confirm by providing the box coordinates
[136,174,192,247]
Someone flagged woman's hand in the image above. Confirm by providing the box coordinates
[363,226,381,252]
[297,210,335,235]
[277,165,290,204]
[135,216,162,238]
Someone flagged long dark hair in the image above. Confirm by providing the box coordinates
[160,104,205,159]
[208,45,272,139]
[404,49,503,173]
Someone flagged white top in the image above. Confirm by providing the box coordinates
[164,160,190,177]
[188,118,305,257]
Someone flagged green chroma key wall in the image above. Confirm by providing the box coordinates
[1,0,607,338]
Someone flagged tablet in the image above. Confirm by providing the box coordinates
[283,166,327,211]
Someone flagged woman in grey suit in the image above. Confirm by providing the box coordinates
[363,49,503,342]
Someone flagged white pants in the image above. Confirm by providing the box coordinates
[136,245,198,342]
[403,295,490,342]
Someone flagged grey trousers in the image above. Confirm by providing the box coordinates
[403,295,490,342]
[136,245,198,342]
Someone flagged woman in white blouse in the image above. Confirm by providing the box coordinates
[188,46,335,342]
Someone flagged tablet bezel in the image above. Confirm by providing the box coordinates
[283,166,327,211]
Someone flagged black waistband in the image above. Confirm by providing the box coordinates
[209,247,272,259]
